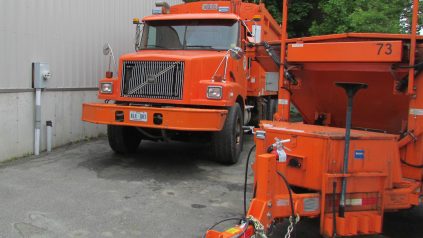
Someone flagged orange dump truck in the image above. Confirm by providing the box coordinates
[206,0,423,237]
[82,0,281,164]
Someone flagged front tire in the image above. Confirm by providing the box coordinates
[211,103,244,165]
[107,125,142,154]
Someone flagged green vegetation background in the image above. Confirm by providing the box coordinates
[184,0,421,37]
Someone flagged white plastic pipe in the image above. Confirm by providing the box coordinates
[34,88,41,155]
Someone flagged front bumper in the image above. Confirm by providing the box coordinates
[82,103,228,131]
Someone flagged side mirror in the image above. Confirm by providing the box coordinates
[102,43,116,78]
[229,47,244,60]
[103,43,111,56]
[134,22,144,51]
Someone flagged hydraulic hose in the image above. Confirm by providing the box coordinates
[262,41,297,85]
[244,144,256,216]
[276,171,295,220]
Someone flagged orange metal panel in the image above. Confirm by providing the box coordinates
[287,41,403,62]
[384,180,421,209]
[323,212,382,237]
[262,121,398,140]
[261,121,399,191]
[287,33,423,43]
[82,103,227,131]
[288,62,409,134]
[143,13,240,21]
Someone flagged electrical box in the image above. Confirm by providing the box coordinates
[32,62,51,89]
[265,72,279,92]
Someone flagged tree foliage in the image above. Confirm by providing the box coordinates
[262,0,318,37]
[263,0,420,37]
[182,0,421,37]
[309,0,417,35]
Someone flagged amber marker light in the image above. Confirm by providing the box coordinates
[252,15,261,22]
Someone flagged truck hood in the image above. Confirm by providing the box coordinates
[120,50,227,62]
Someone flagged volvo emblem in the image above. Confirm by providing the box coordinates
[147,75,155,83]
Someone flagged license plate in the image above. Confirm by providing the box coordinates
[129,111,147,122]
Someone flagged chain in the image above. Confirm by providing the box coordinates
[243,214,300,238]
[284,215,300,238]
[246,216,267,238]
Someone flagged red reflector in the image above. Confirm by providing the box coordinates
[362,197,378,206]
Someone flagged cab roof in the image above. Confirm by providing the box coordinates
[143,13,240,21]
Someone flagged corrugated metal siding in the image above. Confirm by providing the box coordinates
[0,0,182,160]
[0,0,182,89]
[0,92,105,159]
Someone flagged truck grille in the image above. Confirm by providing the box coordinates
[121,61,184,100]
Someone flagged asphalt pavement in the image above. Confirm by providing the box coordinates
[0,135,422,238]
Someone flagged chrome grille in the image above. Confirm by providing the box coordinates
[121,61,184,100]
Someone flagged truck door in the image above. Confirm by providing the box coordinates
[232,22,248,95]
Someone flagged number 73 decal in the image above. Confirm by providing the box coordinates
[376,43,393,55]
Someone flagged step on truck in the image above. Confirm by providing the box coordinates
[82,0,281,164]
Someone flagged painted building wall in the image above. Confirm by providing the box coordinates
[0,0,182,161]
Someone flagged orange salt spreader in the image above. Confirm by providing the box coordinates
[205,0,423,237]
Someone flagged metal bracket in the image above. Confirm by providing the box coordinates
[256,130,266,139]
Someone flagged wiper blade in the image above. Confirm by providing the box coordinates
[145,44,167,49]
[186,45,215,49]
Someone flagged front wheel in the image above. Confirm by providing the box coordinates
[107,125,142,154]
[211,103,244,165]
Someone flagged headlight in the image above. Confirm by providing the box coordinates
[207,86,222,99]
[100,82,113,94]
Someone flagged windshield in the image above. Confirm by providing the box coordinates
[140,19,239,50]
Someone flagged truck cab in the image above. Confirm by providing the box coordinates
[82,0,281,164]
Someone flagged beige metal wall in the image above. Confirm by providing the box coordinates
[0,0,182,161]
